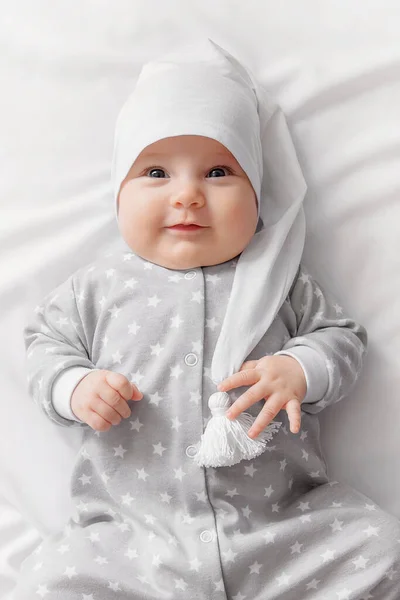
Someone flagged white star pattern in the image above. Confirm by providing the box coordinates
[112,350,123,364]
[189,390,201,404]
[128,321,141,335]
[189,557,202,572]
[206,273,221,284]
[263,530,277,543]
[124,277,138,289]
[153,442,166,456]
[280,459,287,471]
[170,364,183,379]
[64,565,77,578]
[222,548,238,563]
[148,295,161,307]
[174,578,188,591]
[108,304,121,319]
[249,561,262,574]
[108,581,121,591]
[171,416,182,430]
[130,370,144,385]
[264,485,274,498]
[174,467,186,481]
[168,274,182,282]
[130,418,143,431]
[121,493,134,506]
[113,445,127,458]
[191,291,204,303]
[330,518,344,532]
[192,340,202,353]
[152,554,162,567]
[160,492,172,503]
[125,548,139,560]
[321,548,336,562]
[149,391,163,406]
[291,541,303,554]
[171,314,183,328]
[244,463,257,477]
[364,525,380,537]
[150,343,163,356]
[78,474,91,486]
[36,584,49,597]
[206,317,218,331]
[136,468,149,481]
[276,572,291,586]
[242,505,252,518]
[353,555,369,569]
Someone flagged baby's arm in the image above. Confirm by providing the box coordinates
[24,274,98,428]
[279,264,368,414]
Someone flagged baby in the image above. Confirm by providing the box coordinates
[15,40,400,599]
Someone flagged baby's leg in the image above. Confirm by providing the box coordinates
[223,481,400,600]
[281,482,400,599]
[11,518,170,600]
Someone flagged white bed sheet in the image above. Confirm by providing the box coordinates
[1,1,400,595]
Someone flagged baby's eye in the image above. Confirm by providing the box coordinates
[207,167,231,178]
[147,168,168,178]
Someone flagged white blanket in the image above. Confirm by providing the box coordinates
[1,1,400,596]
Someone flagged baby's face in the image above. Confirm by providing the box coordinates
[117,135,258,270]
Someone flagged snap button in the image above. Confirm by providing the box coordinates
[185,271,197,280]
[200,530,213,543]
[185,353,198,366]
[185,445,198,458]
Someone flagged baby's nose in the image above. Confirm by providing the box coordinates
[170,184,205,208]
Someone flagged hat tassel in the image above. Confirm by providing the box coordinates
[193,391,281,468]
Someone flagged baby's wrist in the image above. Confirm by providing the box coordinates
[274,347,328,404]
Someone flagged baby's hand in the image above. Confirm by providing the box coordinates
[71,370,143,431]
[218,355,307,438]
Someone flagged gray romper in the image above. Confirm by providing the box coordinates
[14,238,400,599]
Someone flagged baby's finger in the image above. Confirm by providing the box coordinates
[226,380,271,421]
[285,398,302,434]
[92,399,123,426]
[218,368,260,394]
[85,410,112,432]
[247,394,283,439]
[239,360,259,372]
[106,371,143,401]
[98,381,132,419]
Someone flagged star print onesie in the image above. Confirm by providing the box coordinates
[14,239,400,600]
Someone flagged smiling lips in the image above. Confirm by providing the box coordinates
[167,224,206,231]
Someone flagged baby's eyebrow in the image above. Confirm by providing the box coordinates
[137,153,166,160]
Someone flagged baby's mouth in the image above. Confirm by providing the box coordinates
[168,224,204,231]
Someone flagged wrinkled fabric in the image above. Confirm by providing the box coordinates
[13,240,400,599]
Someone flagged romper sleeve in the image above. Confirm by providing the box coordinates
[276,264,368,414]
[23,274,96,428]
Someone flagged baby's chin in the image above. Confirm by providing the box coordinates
[131,244,238,271]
